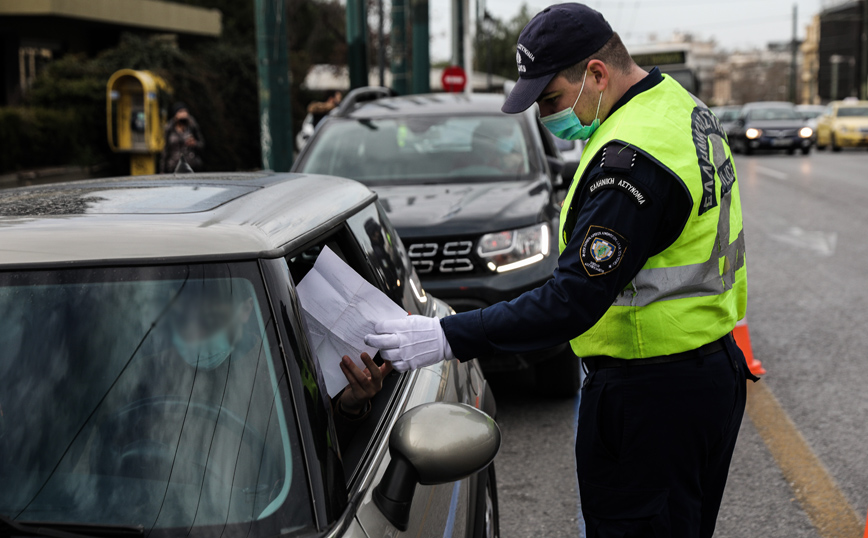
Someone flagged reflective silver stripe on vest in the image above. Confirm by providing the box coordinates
[613,182,744,308]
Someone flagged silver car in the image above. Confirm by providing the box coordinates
[0,173,500,538]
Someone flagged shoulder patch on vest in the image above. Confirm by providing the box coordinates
[586,173,651,208]
[580,225,629,277]
[600,144,637,171]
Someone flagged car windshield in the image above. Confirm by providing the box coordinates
[747,107,799,121]
[838,107,868,117]
[299,115,533,183]
[0,263,311,536]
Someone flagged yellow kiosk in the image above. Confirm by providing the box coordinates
[107,70,171,175]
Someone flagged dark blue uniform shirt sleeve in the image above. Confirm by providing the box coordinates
[441,147,691,360]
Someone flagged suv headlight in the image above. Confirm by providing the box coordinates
[799,127,813,138]
[478,223,550,273]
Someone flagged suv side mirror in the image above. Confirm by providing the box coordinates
[547,156,577,190]
[373,403,501,531]
[560,161,580,189]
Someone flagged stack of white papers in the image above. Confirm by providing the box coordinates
[296,246,408,397]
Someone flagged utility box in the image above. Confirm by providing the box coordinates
[107,69,171,175]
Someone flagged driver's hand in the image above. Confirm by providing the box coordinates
[338,352,392,416]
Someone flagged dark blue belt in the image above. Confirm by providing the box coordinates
[582,335,730,371]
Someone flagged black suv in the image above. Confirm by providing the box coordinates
[293,88,582,396]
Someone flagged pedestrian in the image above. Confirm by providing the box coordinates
[308,90,343,128]
[364,3,759,537]
[161,102,205,173]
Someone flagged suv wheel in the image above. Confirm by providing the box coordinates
[535,348,581,398]
[831,134,842,152]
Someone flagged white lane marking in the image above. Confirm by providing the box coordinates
[756,166,789,180]
[769,227,838,257]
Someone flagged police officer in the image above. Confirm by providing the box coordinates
[365,3,758,537]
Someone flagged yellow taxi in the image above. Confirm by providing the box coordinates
[816,100,868,151]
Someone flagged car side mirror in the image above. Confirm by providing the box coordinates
[373,403,501,531]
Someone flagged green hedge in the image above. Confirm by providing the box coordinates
[0,107,91,174]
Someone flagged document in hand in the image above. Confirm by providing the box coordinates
[296,246,409,397]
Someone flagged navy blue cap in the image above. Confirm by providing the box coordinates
[502,3,614,114]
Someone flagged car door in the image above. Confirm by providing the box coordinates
[344,202,479,538]
[816,104,834,146]
[270,203,490,538]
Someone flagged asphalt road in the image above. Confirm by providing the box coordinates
[488,148,868,538]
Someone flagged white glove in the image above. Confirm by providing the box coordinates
[364,315,455,372]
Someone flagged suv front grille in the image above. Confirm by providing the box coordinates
[408,239,479,275]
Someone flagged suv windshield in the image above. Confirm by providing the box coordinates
[747,107,799,121]
[0,263,311,536]
[299,115,533,183]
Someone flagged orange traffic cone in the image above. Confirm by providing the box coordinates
[732,318,766,376]
[863,506,868,538]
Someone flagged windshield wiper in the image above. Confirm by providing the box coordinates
[0,515,143,538]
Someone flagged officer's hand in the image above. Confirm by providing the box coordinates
[364,316,455,372]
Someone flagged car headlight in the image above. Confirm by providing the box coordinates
[478,223,550,273]
[745,128,762,139]
[799,127,813,138]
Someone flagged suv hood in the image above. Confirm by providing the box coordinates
[371,177,553,238]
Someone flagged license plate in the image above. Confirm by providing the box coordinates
[772,138,792,147]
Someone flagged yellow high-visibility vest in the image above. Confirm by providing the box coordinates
[559,75,747,359]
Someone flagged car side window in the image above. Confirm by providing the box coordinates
[284,224,403,482]
[346,202,430,315]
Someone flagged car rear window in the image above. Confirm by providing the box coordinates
[0,262,312,536]
[299,115,533,183]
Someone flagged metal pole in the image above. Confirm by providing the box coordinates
[453,0,465,68]
[378,0,385,87]
[861,0,868,99]
[254,0,292,171]
[463,0,472,93]
[411,0,430,94]
[391,0,409,94]
[486,12,492,91]
[790,3,798,103]
[347,0,369,89]
[831,54,841,100]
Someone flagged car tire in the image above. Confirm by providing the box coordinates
[801,146,811,155]
[535,348,581,398]
[471,464,500,538]
[832,134,842,152]
[786,148,795,155]
[743,143,753,156]
[816,143,826,150]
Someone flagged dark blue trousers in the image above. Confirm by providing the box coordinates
[576,335,754,538]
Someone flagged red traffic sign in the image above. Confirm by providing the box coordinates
[441,65,467,93]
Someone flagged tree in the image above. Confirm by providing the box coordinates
[474,4,534,81]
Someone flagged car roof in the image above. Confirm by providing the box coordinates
[0,172,376,267]
[339,92,530,119]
